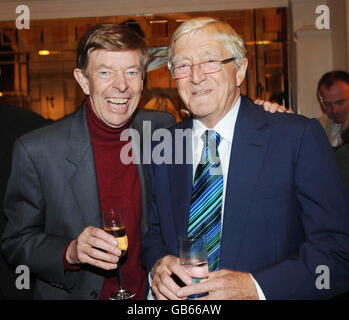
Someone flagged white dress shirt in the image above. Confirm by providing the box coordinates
[331,121,342,147]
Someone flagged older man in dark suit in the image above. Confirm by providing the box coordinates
[141,17,349,300]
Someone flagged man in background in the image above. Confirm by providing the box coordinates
[317,70,349,149]
[0,68,49,299]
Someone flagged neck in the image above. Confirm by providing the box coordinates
[195,93,240,128]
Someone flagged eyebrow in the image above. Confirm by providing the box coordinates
[324,98,348,103]
[124,64,141,69]
[172,55,189,64]
[198,50,221,58]
[96,64,140,70]
[172,50,222,64]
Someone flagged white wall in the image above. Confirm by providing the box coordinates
[289,0,348,118]
[329,0,347,71]
[290,0,332,117]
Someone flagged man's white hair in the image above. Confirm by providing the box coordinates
[168,17,247,70]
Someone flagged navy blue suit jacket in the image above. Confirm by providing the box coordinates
[141,96,349,299]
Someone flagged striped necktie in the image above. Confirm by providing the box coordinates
[188,130,223,271]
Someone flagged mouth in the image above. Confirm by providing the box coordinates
[105,97,130,110]
[191,89,212,97]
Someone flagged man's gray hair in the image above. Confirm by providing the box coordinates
[168,17,247,70]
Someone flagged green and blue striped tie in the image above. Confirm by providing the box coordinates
[188,130,223,271]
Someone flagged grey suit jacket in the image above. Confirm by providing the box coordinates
[1,103,175,299]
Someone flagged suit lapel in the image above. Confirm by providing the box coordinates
[65,104,101,228]
[168,119,194,239]
[220,97,270,269]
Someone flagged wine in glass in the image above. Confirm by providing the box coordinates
[178,235,209,299]
[102,209,135,300]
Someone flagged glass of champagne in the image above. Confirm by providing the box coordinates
[178,235,209,299]
[102,209,135,300]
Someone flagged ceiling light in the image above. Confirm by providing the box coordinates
[38,50,50,56]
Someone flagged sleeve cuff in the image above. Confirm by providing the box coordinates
[147,272,156,300]
[249,273,266,300]
[63,240,81,271]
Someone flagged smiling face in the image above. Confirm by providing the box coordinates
[74,49,143,128]
[173,29,248,128]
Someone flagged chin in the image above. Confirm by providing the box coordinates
[188,103,212,116]
[104,115,126,128]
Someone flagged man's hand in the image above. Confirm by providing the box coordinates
[177,269,259,300]
[150,255,193,300]
[66,226,121,270]
[255,99,294,114]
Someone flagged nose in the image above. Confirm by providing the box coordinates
[112,74,128,92]
[324,104,343,120]
[332,105,345,119]
[331,105,339,115]
[190,64,207,84]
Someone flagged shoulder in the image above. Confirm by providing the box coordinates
[18,108,78,147]
[242,96,316,132]
[0,103,48,134]
[239,97,329,151]
[244,96,308,122]
[133,109,176,129]
[335,144,349,160]
[170,118,192,131]
[136,108,175,121]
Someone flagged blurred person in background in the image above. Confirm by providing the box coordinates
[0,68,49,299]
[335,114,349,192]
[318,70,349,149]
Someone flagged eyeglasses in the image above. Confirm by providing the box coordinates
[170,57,236,79]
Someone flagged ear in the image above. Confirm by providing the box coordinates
[73,68,90,95]
[236,58,248,88]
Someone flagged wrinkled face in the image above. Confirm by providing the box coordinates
[172,29,247,128]
[74,49,143,128]
[319,81,349,124]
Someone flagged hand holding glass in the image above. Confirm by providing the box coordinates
[102,209,135,300]
[178,235,208,299]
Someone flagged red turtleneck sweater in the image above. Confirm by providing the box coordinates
[64,100,146,300]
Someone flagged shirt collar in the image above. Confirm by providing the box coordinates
[192,96,241,144]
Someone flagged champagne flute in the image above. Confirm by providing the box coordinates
[178,235,209,299]
[102,209,135,300]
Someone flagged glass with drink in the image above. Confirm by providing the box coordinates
[178,235,209,299]
[102,209,135,300]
